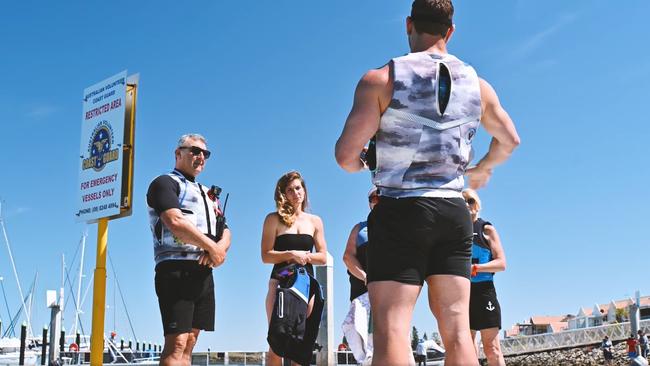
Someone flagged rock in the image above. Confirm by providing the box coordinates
[502,341,641,366]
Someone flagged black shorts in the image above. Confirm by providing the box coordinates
[469,281,501,331]
[155,260,215,336]
[603,350,613,360]
[367,196,473,285]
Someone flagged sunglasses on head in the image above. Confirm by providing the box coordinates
[179,146,211,159]
[465,197,476,205]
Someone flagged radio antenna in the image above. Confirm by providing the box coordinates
[221,193,229,214]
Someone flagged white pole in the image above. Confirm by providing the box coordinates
[27,272,38,337]
[49,300,62,365]
[631,291,641,336]
[61,254,66,326]
[73,231,87,336]
[0,201,32,337]
[315,252,334,366]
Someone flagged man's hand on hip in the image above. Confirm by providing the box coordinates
[465,165,492,190]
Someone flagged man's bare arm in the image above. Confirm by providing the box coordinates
[335,66,389,172]
[466,78,521,189]
[160,208,226,264]
[217,228,232,252]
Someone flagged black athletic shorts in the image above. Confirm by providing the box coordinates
[469,281,501,331]
[367,196,473,285]
[155,260,215,335]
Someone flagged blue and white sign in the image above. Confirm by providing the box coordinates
[76,70,127,222]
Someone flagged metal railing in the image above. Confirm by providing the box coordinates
[190,351,266,365]
[497,319,650,356]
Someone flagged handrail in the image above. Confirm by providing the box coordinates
[495,319,650,357]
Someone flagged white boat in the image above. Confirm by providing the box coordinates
[0,338,39,366]
[1,203,159,365]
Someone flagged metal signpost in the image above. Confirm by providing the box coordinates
[76,70,138,365]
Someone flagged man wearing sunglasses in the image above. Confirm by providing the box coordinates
[146,133,231,366]
[335,1,520,365]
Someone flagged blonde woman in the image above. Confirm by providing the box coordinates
[462,188,506,366]
[261,171,327,366]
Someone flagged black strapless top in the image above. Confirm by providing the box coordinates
[271,233,315,278]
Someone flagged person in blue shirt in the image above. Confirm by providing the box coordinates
[341,187,379,365]
[463,189,506,366]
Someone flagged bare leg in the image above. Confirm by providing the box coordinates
[160,332,189,366]
[266,279,282,366]
[368,280,421,366]
[180,329,200,366]
[426,275,478,366]
[307,294,315,317]
[266,279,280,323]
[471,330,479,359]
[480,328,504,366]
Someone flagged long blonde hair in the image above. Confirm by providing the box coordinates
[274,171,309,227]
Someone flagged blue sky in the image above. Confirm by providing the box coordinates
[1,0,649,351]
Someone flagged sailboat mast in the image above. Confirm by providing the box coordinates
[60,254,65,327]
[73,231,86,336]
[0,201,32,337]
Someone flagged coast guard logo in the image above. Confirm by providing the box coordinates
[82,121,119,172]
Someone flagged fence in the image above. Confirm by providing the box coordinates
[498,319,650,356]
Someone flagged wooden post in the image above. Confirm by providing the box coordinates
[19,323,26,366]
[40,326,47,366]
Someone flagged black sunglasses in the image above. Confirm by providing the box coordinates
[465,197,476,205]
[179,146,211,159]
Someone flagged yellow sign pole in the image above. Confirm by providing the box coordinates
[83,72,138,365]
[90,217,108,365]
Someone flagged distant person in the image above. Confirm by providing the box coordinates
[463,189,506,366]
[416,339,446,366]
[628,334,639,359]
[261,171,328,366]
[334,0,520,364]
[146,133,231,366]
[601,336,613,365]
[415,340,427,366]
[639,330,649,358]
[341,187,379,365]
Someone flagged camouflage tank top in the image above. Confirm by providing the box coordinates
[373,52,481,198]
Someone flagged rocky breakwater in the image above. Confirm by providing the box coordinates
[500,341,641,366]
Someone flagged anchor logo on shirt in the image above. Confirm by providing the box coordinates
[486,301,495,311]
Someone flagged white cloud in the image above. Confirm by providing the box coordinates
[510,13,578,61]
[26,104,58,119]
[1,205,31,219]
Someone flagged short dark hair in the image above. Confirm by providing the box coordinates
[410,0,454,37]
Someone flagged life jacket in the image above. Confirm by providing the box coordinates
[471,218,494,283]
[268,266,324,366]
[373,52,481,198]
[348,221,369,301]
[147,170,222,264]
